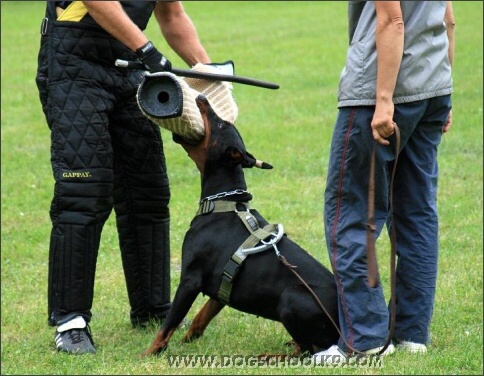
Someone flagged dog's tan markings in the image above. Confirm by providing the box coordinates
[230,150,242,159]
[141,327,177,356]
[182,298,224,343]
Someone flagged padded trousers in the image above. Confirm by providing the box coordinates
[36,16,171,326]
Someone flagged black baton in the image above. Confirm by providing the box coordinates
[115,59,280,90]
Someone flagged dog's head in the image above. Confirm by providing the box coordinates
[174,95,272,175]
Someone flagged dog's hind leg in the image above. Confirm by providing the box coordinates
[182,298,224,343]
[277,286,336,355]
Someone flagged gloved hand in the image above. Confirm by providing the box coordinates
[136,41,172,73]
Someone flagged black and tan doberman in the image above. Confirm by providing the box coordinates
[143,95,338,356]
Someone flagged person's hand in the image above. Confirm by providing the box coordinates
[371,101,395,145]
[443,109,452,133]
[371,118,396,145]
[136,41,172,73]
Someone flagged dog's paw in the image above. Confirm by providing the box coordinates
[140,345,167,357]
[181,330,203,343]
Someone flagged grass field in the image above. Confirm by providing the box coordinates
[1,1,482,375]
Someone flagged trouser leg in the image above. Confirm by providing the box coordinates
[324,107,391,352]
[110,97,172,326]
[46,81,114,326]
[324,96,450,351]
[390,95,451,344]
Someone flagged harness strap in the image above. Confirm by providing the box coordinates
[218,222,279,305]
[236,210,276,240]
[196,200,250,216]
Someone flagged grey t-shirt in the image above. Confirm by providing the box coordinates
[338,1,453,107]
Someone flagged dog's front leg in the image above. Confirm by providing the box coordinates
[142,285,200,356]
[142,327,177,357]
[182,298,224,343]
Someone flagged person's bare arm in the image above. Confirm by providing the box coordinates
[443,0,455,133]
[371,1,404,145]
[154,1,210,66]
[82,1,148,51]
[444,1,455,68]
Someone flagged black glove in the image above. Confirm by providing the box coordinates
[136,41,172,73]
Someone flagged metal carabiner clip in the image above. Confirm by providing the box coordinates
[41,17,49,35]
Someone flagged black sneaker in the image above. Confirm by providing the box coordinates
[55,326,96,354]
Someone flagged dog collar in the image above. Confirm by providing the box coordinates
[196,200,250,216]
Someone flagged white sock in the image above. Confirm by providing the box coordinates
[57,316,86,332]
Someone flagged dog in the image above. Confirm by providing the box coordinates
[143,95,339,356]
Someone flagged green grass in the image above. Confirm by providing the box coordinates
[1,1,482,375]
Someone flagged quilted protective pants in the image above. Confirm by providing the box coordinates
[36,14,171,327]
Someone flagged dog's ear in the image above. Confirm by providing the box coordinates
[225,146,255,168]
[225,147,273,169]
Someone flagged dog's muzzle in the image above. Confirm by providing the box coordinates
[136,63,239,144]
